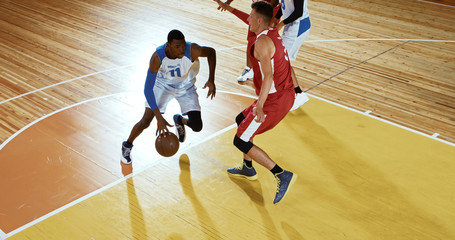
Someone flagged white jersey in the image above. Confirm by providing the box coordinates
[155,42,200,89]
[281,0,309,21]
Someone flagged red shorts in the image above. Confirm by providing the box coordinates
[236,89,294,142]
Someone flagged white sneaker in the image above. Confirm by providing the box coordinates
[290,93,309,111]
[237,67,254,82]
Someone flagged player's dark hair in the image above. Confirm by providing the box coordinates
[167,29,185,43]
[251,1,273,23]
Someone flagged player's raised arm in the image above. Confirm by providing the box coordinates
[214,0,234,12]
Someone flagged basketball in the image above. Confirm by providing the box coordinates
[155,132,180,157]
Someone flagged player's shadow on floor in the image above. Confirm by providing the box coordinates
[227,174,283,240]
[178,154,221,239]
[281,221,305,240]
[120,162,149,238]
[126,178,148,238]
[227,176,265,206]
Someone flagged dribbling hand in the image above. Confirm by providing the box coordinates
[203,80,216,99]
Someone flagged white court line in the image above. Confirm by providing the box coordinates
[417,0,455,8]
[0,229,6,240]
[0,63,136,105]
[306,38,455,43]
[0,93,123,151]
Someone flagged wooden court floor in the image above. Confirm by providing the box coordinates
[1,92,455,239]
[1,0,454,239]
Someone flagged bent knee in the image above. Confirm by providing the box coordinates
[187,111,203,132]
[233,135,253,154]
[189,121,203,132]
[235,113,245,126]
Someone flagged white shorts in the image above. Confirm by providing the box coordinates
[145,81,201,115]
[282,17,311,61]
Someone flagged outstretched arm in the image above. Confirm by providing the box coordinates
[215,0,233,12]
[214,0,233,12]
[145,53,172,135]
[191,43,217,99]
[213,0,249,24]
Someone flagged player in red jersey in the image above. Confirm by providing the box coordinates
[218,1,298,204]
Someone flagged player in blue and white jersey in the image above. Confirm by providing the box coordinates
[274,0,310,60]
[121,29,216,164]
[273,0,311,110]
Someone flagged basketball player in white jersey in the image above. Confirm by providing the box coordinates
[274,0,311,110]
[121,29,216,164]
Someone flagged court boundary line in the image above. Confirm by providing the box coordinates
[417,0,455,8]
[0,63,136,106]
[306,40,411,91]
[2,90,455,238]
[305,38,455,43]
[0,229,6,240]
[0,93,124,151]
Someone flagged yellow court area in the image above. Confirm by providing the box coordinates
[8,96,455,240]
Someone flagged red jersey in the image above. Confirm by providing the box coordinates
[237,28,295,141]
[248,28,294,96]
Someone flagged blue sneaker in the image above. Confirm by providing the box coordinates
[227,162,258,180]
[173,114,186,142]
[273,170,297,204]
[121,141,133,164]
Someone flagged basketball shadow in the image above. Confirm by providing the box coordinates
[178,154,221,239]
